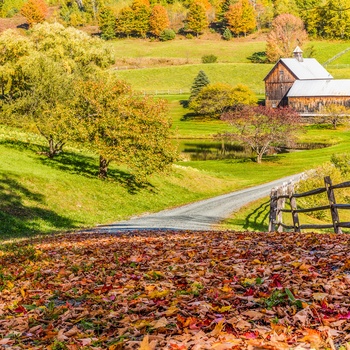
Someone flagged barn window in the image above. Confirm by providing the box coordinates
[279,70,284,81]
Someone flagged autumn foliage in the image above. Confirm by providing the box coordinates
[149,4,170,37]
[20,0,48,27]
[222,106,301,163]
[0,230,349,348]
[266,13,308,62]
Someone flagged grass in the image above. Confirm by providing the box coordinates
[110,37,266,63]
[114,63,270,93]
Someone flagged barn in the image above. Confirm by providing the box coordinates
[264,47,350,115]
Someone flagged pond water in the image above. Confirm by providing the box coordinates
[175,139,329,161]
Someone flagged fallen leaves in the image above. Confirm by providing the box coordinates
[0,231,349,349]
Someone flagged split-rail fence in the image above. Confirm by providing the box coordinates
[269,176,350,234]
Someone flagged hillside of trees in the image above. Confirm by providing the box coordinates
[1,0,350,45]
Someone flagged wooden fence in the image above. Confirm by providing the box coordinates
[269,176,350,234]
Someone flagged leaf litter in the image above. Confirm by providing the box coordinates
[0,230,349,349]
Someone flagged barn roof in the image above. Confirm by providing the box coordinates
[281,58,333,80]
[287,79,350,97]
[264,58,333,81]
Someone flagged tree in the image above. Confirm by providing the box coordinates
[189,83,257,118]
[20,0,48,27]
[320,104,349,129]
[221,106,300,163]
[0,30,33,97]
[98,7,116,40]
[189,70,210,101]
[320,0,350,39]
[184,2,208,36]
[149,4,170,37]
[72,75,176,179]
[222,27,232,40]
[131,0,151,38]
[115,7,135,37]
[225,0,256,36]
[0,24,115,157]
[266,13,308,62]
[1,55,76,158]
[273,0,299,16]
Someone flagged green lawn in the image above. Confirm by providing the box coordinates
[114,63,271,93]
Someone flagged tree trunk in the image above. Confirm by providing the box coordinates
[99,155,110,179]
[257,153,262,163]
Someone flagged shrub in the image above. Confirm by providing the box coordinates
[222,27,232,40]
[159,29,176,41]
[201,54,217,63]
[296,163,345,220]
[248,51,268,63]
[186,33,194,39]
[20,0,48,27]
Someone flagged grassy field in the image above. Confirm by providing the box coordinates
[112,39,350,93]
[1,122,350,240]
[114,63,270,93]
[2,38,350,240]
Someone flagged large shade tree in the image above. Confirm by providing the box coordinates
[221,105,301,163]
[72,75,177,180]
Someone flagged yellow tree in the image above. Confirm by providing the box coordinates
[185,2,208,36]
[149,5,170,37]
[225,0,256,36]
[20,0,48,27]
[72,74,176,180]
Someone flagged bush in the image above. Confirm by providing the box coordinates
[247,51,268,63]
[222,28,232,41]
[186,33,194,39]
[159,29,176,41]
[201,54,217,63]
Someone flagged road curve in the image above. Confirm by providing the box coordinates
[96,174,301,232]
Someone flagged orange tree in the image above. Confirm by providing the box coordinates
[266,13,308,62]
[221,105,301,163]
[20,0,48,27]
[149,4,170,37]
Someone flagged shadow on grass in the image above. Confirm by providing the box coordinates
[243,200,270,231]
[0,174,78,240]
[0,140,151,194]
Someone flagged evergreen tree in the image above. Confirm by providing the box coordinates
[149,4,170,37]
[185,2,208,36]
[98,7,116,40]
[222,27,232,40]
[190,70,210,101]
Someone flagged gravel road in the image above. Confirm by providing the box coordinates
[96,174,301,232]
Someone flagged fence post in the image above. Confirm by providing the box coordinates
[324,176,342,234]
[288,182,300,233]
[276,185,285,232]
[269,188,278,232]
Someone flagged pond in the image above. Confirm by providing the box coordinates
[175,139,330,161]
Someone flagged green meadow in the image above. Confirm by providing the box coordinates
[2,38,350,240]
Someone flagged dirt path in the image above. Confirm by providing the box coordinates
[95,174,301,232]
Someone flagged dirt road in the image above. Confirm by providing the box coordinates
[96,174,301,232]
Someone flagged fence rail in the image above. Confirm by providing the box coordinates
[269,176,350,234]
